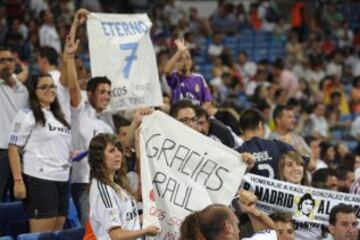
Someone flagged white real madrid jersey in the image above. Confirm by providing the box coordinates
[89,178,141,240]
[70,98,113,183]
[9,108,71,181]
[49,69,71,123]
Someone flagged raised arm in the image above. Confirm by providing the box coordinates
[164,38,188,77]
[239,189,275,232]
[63,9,89,108]
[64,35,82,107]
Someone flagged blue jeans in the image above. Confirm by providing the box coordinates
[0,149,14,202]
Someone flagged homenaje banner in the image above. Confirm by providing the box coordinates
[242,173,360,226]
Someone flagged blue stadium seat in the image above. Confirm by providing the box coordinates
[16,232,56,240]
[223,36,238,45]
[340,114,353,122]
[66,198,81,229]
[0,236,14,240]
[345,141,358,151]
[55,227,85,240]
[0,202,28,238]
[331,130,345,140]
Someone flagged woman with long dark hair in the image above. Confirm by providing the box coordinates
[88,133,160,239]
[8,73,71,232]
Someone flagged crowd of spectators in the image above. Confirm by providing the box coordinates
[1,0,360,240]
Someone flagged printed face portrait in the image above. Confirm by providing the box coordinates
[298,193,315,218]
[300,199,314,216]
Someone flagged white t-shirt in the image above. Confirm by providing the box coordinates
[70,98,113,183]
[350,116,360,139]
[9,108,71,181]
[39,24,61,53]
[295,221,323,240]
[48,69,71,123]
[243,229,277,240]
[89,178,141,240]
[0,76,28,149]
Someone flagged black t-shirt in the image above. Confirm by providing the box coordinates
[208,118,236,148]
[236,137,299,178]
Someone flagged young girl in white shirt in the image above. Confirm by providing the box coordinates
[8,73,71,232]
[88,133,160,240]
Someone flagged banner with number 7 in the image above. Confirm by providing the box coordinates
[87,13,163,110]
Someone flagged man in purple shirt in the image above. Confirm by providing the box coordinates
[164,38,212,107]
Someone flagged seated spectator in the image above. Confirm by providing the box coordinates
[322,204,358,240]
[326,106,351,132]
[305,102,329,139]
[350,114,360,142]
[235,51,257,87]
[269,105,315,170]
[323,77,350,115]
[312,168,339,191]
[335,166,355,193]
[271,59,300,100]
[39,9,61,53]
[210,3,238,35]
[350,76,360,113]
[207,33,225,58]
[319,141,335,169]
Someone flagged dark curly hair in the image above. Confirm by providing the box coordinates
[88,133,133,196]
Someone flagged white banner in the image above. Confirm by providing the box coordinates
[140,111,247,239]
[87,13,163,110]
[242,173,360,227]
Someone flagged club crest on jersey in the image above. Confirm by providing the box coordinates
[195,84,200,93]
[107,208,120,224]
[13,122,21,133]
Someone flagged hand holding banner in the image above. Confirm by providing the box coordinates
[140,111,247,239]
[87,13,163,110]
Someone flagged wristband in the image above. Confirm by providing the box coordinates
[14,176,23,182]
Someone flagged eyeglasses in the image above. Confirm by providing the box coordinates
[0,57,15,64]
[178,116,198,124]
[36,84,57,91]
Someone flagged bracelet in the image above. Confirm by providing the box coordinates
[14,176,23,182]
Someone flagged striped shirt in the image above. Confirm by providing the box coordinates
[89,178,141,240]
